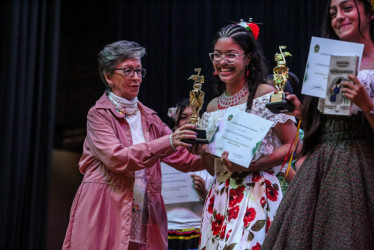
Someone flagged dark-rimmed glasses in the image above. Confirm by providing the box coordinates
[208,52,245,64]
[113,67,147,78]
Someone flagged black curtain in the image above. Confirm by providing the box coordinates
[0,0,60,249]
[55,0,328,132]
[106,0,328,122]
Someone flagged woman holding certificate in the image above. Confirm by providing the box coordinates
[62,40,204,250]
[196,21,298,249]
[263,0,374,248]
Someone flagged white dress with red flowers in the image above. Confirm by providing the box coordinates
[198,92,295,250]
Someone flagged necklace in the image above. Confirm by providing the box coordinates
[218,85,249,109]
[106,90,139,118]
[115,106,139,118]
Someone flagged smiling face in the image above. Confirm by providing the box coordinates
[213,37,250,86]
[105,57,142,100]
[329,0,373,42]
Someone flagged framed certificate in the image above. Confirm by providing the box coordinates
[208,107,273,168]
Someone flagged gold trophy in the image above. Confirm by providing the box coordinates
[265,46,295,114]
[183,68,209,144]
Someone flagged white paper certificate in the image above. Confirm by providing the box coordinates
[301,37,364,98]
[208,107,273,168]
[161,162,199,204]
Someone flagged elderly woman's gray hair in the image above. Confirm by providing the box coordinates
[98,40,146,87]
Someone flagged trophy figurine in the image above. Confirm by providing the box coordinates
[183,68,209,144]
[265,46,295,114]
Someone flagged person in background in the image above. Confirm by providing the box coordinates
[192,20,298,249]
[163,98,213,250]
[263,0,374,248]
[62,40,204,250]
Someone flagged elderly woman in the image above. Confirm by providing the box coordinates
[63,40,203,250]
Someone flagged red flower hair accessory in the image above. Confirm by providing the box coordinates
[236,18,260,40]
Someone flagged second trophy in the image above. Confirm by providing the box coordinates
[266,46,295,114]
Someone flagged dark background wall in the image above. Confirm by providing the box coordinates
[54,0,327,151]
[1,0,329,249]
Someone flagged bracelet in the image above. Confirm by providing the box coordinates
[169,134,176,151]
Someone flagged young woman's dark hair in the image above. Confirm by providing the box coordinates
[171,98,190,131]
[211,24,268,112]
[301,0,374,155]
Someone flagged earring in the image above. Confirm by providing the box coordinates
[246,66,250,77]
[213,71,218,76]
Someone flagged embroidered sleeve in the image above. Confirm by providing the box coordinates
[252,92,296,127]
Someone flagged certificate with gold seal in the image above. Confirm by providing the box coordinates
[208,107,273,168]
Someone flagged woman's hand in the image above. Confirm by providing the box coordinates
[191,174,207,199]
[171,124,198,148]
[342,75,374,113]
[221,151,253,172]
[285,93,303,120]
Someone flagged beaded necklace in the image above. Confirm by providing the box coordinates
[115,106,139,118]
[218,85,249,109]
[106,91,139,118]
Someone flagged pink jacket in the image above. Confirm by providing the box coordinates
[63,94,203,250]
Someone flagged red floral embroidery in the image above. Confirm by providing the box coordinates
[247,23,260,40]
[265,180,278,202]
[211,213,224,236]
[260,196,266,206]
[252,242,261,250]
[228,205,240,221]
[243,207,256,227]
[207,187,212,197]
[208,196,215,214]
[266,217,272,233]
[252,171,261,182]
[228,186,244,207]
[226,229,232,240]
[220,224,226,239]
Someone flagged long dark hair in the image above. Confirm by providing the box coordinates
[212,24,268,111]
[301,0,374,155]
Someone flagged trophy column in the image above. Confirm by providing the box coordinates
[183,68,209,144]
[266,46,295,114]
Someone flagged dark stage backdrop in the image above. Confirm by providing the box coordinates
[0,0,60,249]
[55,0,328,139]
[1,0,329,249]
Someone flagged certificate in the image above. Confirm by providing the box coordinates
[208,107,273,168]
[301,36,364,98]
[161,162,200,204]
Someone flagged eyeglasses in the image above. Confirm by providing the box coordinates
[208,52,245,64]
[113,67,147,78]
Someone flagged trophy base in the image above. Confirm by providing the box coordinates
[182,128,209,144]
[266,100,295,114]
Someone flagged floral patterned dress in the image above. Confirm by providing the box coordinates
[198,93,295,250]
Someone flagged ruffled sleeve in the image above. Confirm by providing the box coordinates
[251,93,296,171]
[251,92,296,126]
